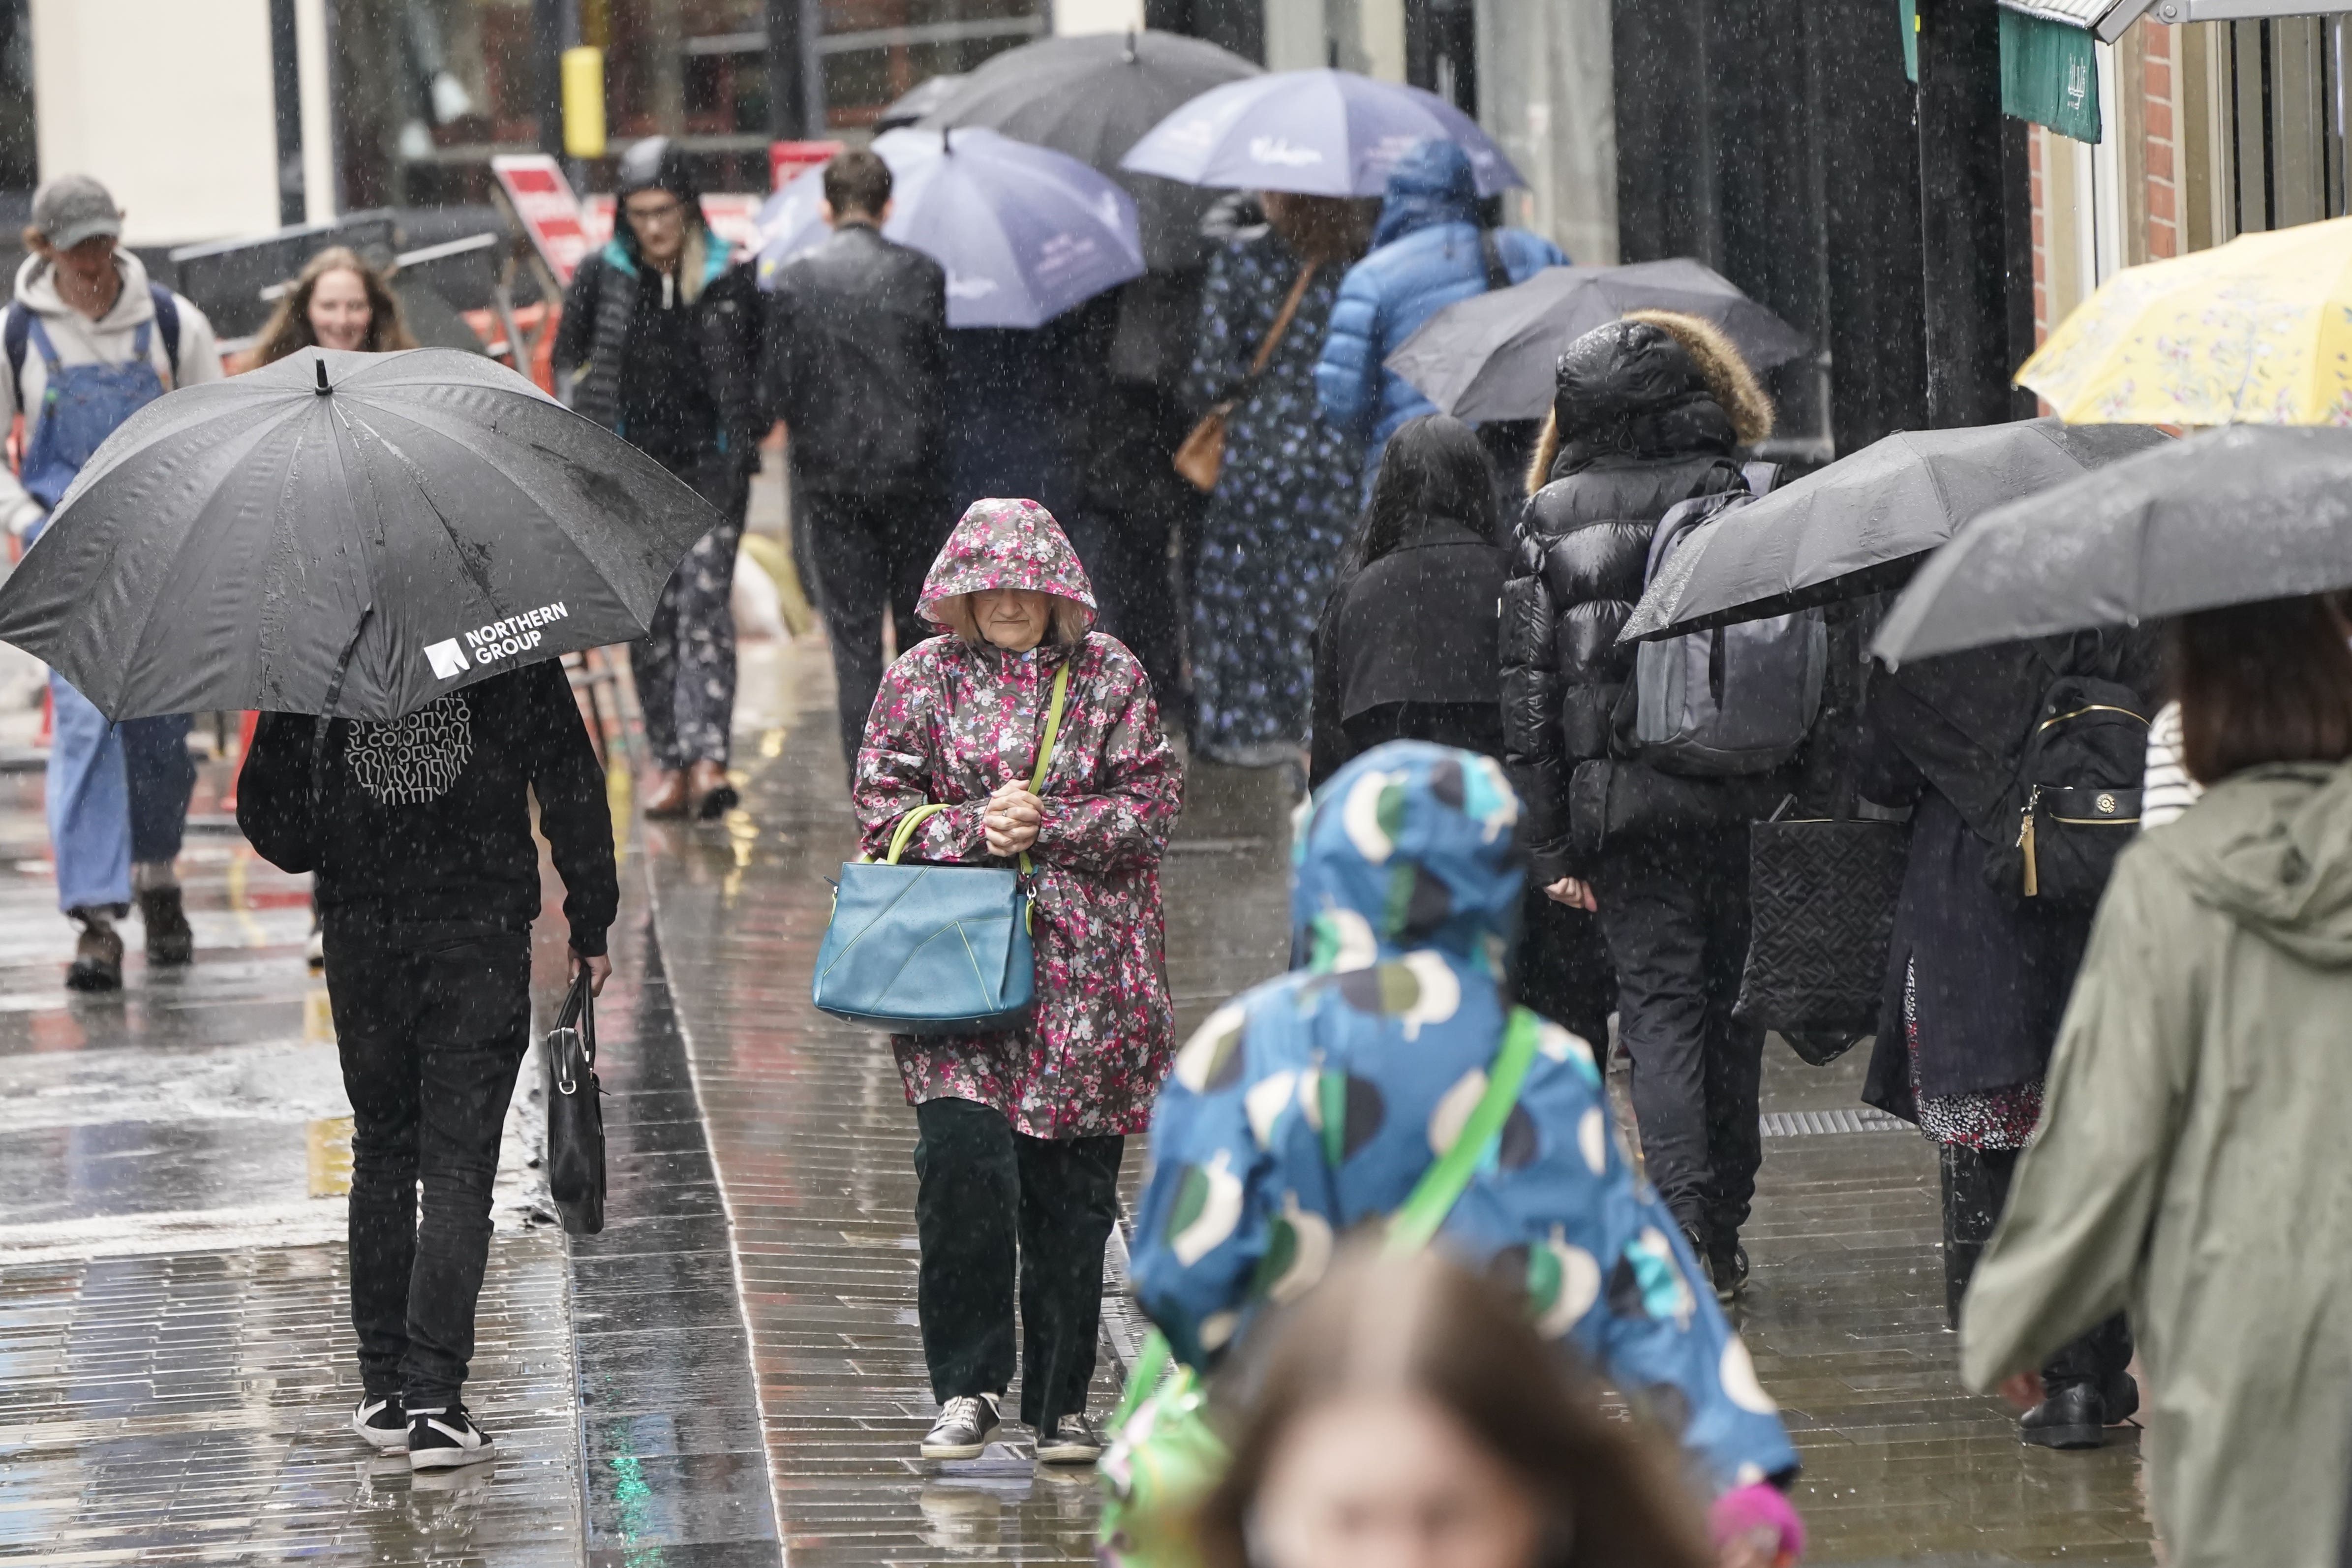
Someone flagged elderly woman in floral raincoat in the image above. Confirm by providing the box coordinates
[855,497,1182,1467]
[1130,742,1804,1563]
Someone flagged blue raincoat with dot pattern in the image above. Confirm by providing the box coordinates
[1129,741,1798,1493]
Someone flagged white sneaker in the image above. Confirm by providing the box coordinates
[406,1404,496,1470]
[350,1395,407,1451]
[921,1393,1002,1460]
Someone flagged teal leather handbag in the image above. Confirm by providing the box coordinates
[812,664,1068,1035]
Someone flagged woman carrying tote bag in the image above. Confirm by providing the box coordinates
[853,497,1184,1467]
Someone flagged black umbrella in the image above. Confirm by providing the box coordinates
[1386,259,1811,423]
[920,29,1260,273]
[1873,426,2352,668]
[877,72,965,131]
[0,346,722,721]
[1617,418,2170,645]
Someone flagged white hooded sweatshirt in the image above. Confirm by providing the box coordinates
[2,249,222,536]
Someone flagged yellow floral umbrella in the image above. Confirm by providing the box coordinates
[2016,215,2352,426]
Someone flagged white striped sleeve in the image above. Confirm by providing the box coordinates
[2140,700,2201,830]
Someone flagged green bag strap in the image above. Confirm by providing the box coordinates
[1385,1007,1544,1257]
[882,661,1071,872]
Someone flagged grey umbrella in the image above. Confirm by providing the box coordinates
[1386,258,1810,424]
[1873,425,2352,668]
[1617,418,2170,645]
[0,346,722,721]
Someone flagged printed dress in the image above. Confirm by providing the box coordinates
[1188,229,1363,767]
[1130,742,1799,1493]
[852,499,1184,1138]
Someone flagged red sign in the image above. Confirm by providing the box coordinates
[491,154,591,284]
[771,140,845,192]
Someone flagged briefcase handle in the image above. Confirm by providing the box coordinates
[552,965,597,1091]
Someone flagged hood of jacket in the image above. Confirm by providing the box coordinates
[916,497,1099,624]
[1539,314,1771,480]
[1291,741,1525,971]
[9,248,160,329]
[1370,139,1481,250]
[2146,759,2352,967]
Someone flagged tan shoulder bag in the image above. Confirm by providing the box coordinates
[1173,261,1319,493]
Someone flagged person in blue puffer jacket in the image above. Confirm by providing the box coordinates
[1130,741,1803,1558]
[1313,139,1564,489]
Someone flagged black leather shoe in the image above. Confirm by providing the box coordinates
[1708,1236,1749,1302]
[2102,1370,2140,1426]
[2019,1381,2105,1449]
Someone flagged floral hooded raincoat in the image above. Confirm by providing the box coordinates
[1130,741,1798,1494]
[854,498,1184,1138]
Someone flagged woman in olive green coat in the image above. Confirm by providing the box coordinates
[1961,593,2352,1568]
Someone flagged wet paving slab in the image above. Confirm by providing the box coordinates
[0,763,586,1566]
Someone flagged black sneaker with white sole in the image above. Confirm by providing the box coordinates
[1034,1412,1103,1465]
[921,1393,1002,1460]
[406,1404,496,1470]
[351,1394,408,1451]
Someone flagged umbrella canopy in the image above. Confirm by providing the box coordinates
[1386,258,1810,423]
[1619,419,2170,645]
[1119,68,1523,199]
[2016,214,2352,425]
[0,347,722,721]
[1872,426,2352,668]
[877,72,965,131]
[919,29,1259,273]
[753,126,1145,329]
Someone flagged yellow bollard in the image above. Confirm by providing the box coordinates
[562,47,607,159]
[308,1116,354,1198]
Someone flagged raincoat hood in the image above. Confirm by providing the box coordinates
[1540,315,1770,476]
[1370,138,1481,249]
[2146,759,2352,967]
[916,497,1099,626]
[1291,741,1525,970]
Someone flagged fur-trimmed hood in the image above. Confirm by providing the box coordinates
[1525,311,1773,494]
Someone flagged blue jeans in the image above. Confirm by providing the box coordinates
[47,674,195,912]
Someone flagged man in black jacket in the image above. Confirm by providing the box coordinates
[762,149,950,778]
[238,660,618,1472]
[1500,314,1781,1300]
[556,137,765,821]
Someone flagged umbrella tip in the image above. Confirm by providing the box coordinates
[1124,27,1137,60]
[314,358,330,394]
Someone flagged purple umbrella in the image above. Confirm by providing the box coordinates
[1119,68,1523,198]
[753,127,1144,329]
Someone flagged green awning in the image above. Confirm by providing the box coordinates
[1898,0,2104,144]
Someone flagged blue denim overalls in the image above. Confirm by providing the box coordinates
[17,307,197,913]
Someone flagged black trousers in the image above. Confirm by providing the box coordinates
[1592,826,1764,1246]
[324,922,532,1408]
[913,1098,1124,1430]
[1942,1143,2133,1388]
[802,485,950,780]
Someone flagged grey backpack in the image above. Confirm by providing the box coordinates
[1632,484,1826,777]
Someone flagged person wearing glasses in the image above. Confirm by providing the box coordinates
[557,137,766,821]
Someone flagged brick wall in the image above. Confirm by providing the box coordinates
[2143,23,2180,259]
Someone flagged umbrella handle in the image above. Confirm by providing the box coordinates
[307,606,375,814]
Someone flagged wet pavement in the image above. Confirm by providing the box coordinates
[0,626,2156,1566]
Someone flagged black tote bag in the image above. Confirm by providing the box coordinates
[545,968,606,1235]
[1733,797,1909,1063]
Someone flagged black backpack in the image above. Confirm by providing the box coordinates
[1982,675,2148,908]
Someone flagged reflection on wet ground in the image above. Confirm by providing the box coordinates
[0,626,2157,1566]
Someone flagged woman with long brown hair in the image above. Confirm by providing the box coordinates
[246,246,418,365]
[1963,593,2352,1567]
[1197,1247,1718,1568]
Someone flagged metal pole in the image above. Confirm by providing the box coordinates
[765,0,810,139]
[1914,0,2018,427]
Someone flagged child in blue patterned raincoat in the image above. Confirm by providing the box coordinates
[1130,741,1803,1558]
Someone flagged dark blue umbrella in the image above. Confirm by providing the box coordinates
[754,126,1145,329]
[1119,68,1523,198]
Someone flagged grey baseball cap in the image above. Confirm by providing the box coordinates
[31,175,123,250]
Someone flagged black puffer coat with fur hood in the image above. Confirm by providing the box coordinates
[1500,314,1775,881]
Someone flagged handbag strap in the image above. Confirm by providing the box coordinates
[1242,262,1319,387]
[885,661,1071,873]
[1385,1007,1543,1256]
[1478,228,1510,294]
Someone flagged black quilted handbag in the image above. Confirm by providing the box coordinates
[1734,799,1909,1062]
[545,968,606,1235]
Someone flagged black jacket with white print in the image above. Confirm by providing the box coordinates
[237,660,619,955]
